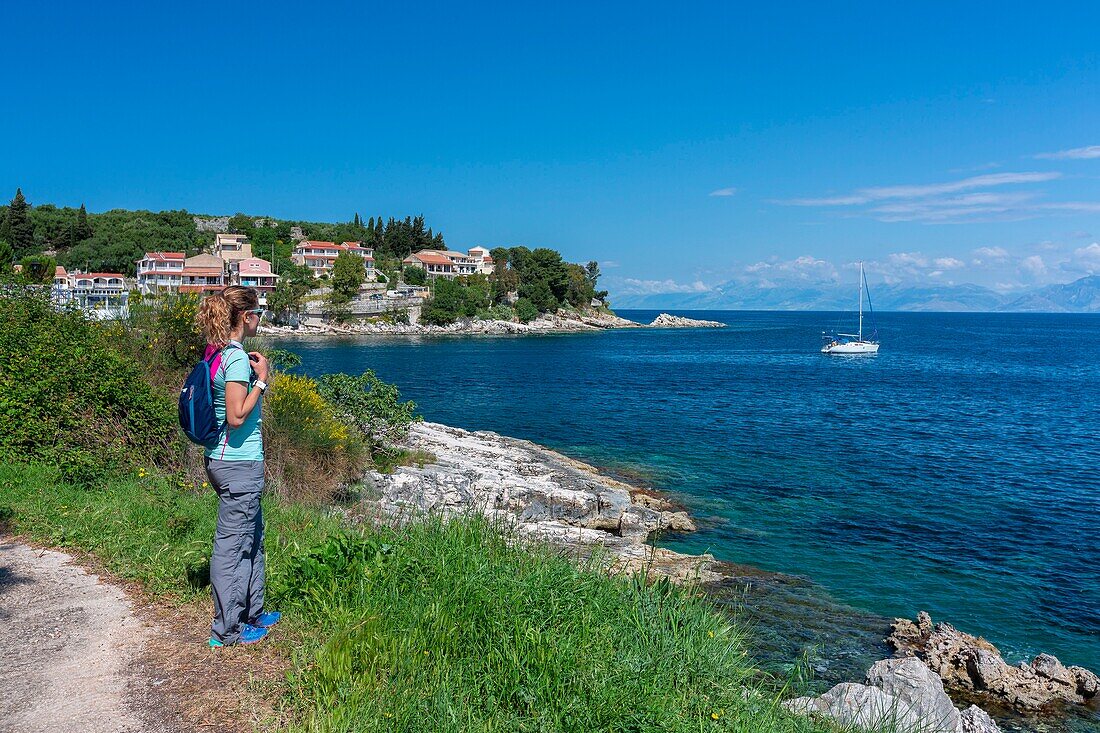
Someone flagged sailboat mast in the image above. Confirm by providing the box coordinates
[858,261,864,342]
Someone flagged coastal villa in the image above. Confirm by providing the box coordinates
[403,248,495,279]
[212,233,253,273]
[135,251,185,294]
[179,253,227,295]
[292,240,375,279]
[67,271,130,313]
[467,246,495,274]
[234,257,280,304]
[53,265,69,291]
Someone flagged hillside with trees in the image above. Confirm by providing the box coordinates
[0,189,447,277]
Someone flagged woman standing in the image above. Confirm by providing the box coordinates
[195,285,280,647]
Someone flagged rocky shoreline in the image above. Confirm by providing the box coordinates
[357,422,717,583]
[260,310,727,338]
[356,421,1098,733]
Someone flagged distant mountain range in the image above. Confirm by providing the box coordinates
[614,275,1100,313]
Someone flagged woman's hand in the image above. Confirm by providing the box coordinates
[248,352,269,382]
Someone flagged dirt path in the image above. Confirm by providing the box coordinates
[0,540,181,733]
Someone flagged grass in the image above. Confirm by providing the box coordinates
[0,461,850,733]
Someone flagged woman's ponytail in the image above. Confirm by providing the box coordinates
[197,293,232,346]
[195,285,260,346]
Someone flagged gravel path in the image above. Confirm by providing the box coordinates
[0,540,177,733]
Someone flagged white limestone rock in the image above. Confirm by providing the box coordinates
[866,658,960,732]
[647,313,726,328]
[785,683,923,732]
[360,421,716,583]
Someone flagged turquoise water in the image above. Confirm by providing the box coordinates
[277,311,1100,680]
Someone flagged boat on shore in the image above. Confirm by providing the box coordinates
[822,261,879,354]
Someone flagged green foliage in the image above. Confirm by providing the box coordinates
[7,189,35,258]
[0,240,12,271]
[0,289,180,483]
[316,370,419,463]
[565,262,596,307]
[263,373,366,502]
[62,208,205,275]
[75,204,93,241]
[17,254,56,284]
[330,251,366,304]
[266,348,303,373]
[269,516,830,733]
[401,264,426,286]
[514,297,539,323]
[268,275,313,323]
[228,212,254,236]
[123,292,206,374]
[421,277,466,325]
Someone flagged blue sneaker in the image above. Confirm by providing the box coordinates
[239,624,268,645]
[253,611,282,629]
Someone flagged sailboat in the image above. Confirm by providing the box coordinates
[821,261,879,355]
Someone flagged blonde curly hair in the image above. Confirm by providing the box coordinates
[195,285,259,346]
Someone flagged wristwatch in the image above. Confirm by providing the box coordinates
[255,379,268,394]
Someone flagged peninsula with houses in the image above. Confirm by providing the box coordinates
[3,192,724,333]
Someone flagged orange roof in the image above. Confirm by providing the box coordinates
[341,241,364,249]
[408,251,454,266]
[298,240,337,248]
[140,251,185,261]
[182,267,224,277]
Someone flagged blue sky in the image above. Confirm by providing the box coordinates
[4,2,1100,298]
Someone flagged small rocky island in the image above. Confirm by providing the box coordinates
[647,312,726,328]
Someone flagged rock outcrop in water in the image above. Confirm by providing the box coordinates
[785,658,1002,733]
[647,313,726,328]
[358,422,716,583]
[887,612,1100,712]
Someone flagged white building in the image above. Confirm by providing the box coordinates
[402,248,495,279]
[135,251,185,294]
[292,240,375,279]
[213,233,253,272]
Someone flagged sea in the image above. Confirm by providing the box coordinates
[276,310,1099,728]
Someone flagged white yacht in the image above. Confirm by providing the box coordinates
[822,261,879,355]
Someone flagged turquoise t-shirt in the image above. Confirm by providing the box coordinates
[204,342,264,461]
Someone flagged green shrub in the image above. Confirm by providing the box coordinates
[316,371,419,464]
[514,297,538,323]
[0,289,180,482]
[263,373,367,502]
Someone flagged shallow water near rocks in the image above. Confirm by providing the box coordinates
[277,310,1100,731]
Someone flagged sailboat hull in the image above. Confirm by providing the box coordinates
[822,341,879,355]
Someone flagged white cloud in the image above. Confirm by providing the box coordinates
[1034,145,1100,160]
[784,172,1061,207]
[743,255,838,282]
[976,245,1007,259]
[1072,243,1100,272]
[934,257,965,270]
[621,278,710,295]
[601,260,620,269]
[709,187,737,197]
[1020,255,1047,278]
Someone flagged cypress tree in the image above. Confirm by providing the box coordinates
[8,189,35,259]
[76,203,92,241]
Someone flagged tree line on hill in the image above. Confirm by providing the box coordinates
[0,189,448,278]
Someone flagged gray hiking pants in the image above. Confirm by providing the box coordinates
[205,458,266,645]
